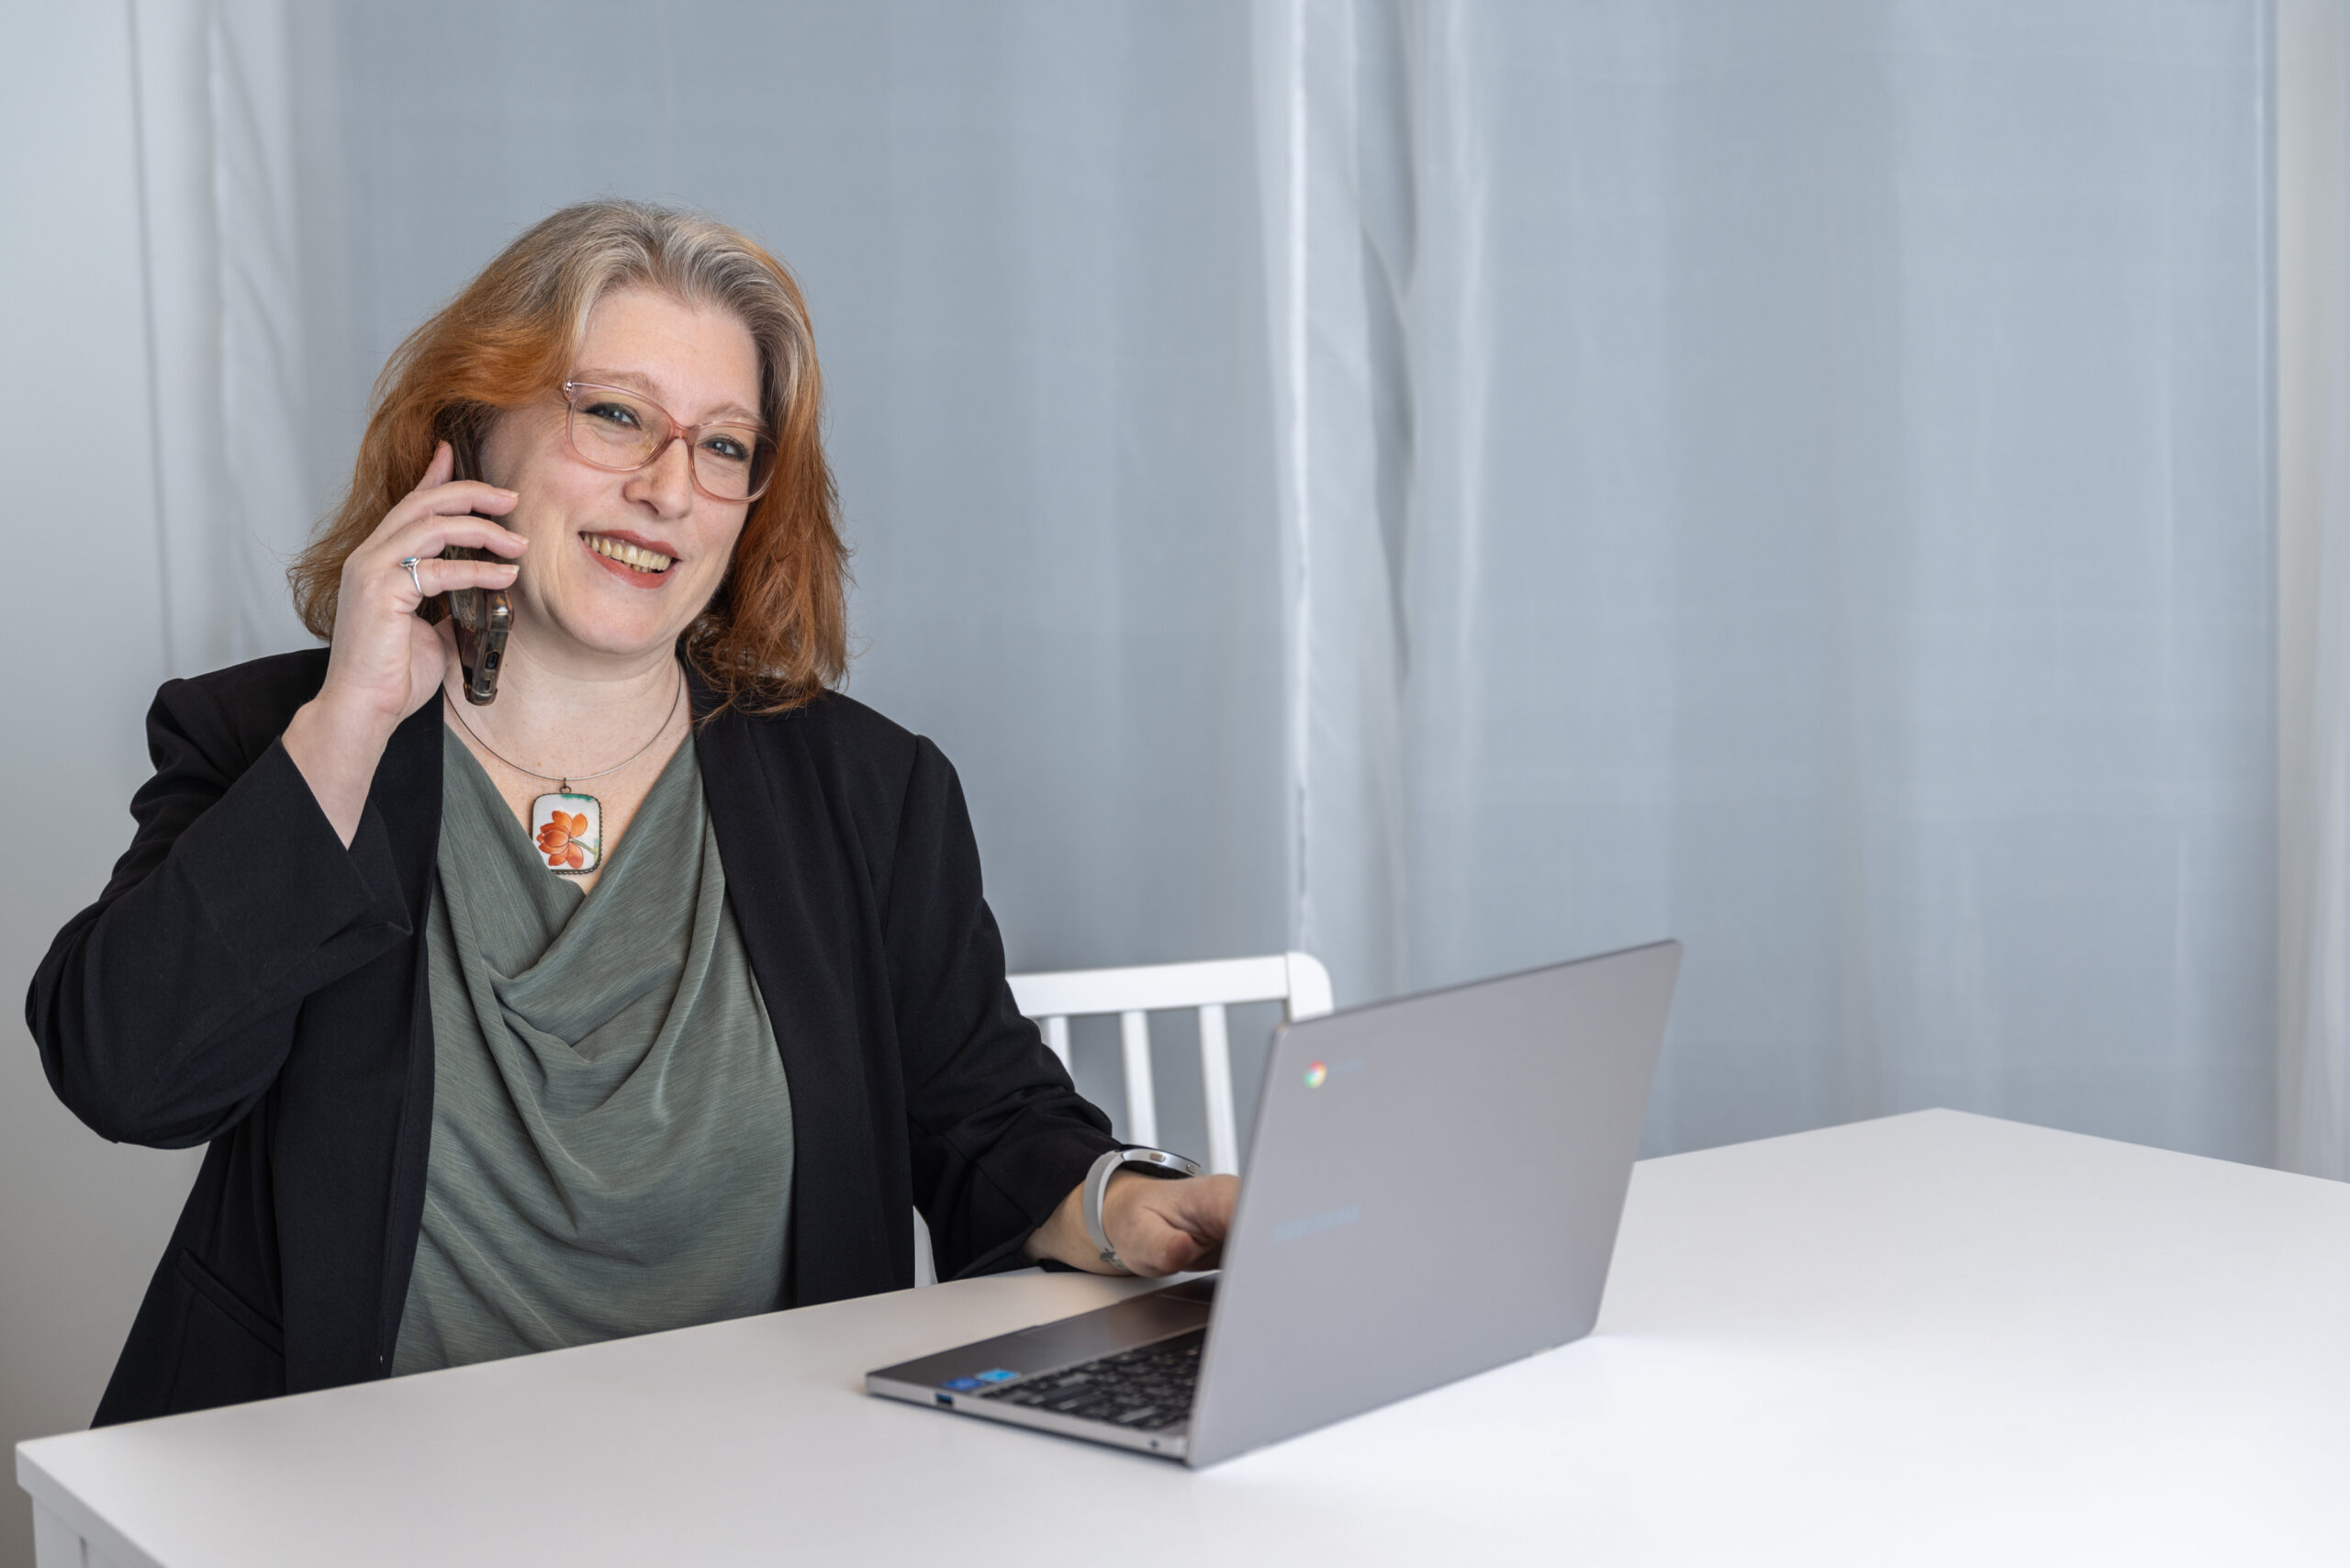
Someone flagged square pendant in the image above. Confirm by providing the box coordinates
[531,792,602,875]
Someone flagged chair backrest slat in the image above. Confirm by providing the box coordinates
[1196,1002,1237,1173]
[1117,1010,1157,1147]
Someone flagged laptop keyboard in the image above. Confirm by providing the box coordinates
[976,1327,1204,1431]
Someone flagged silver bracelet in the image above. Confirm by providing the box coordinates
[1081,1147,1203,1273]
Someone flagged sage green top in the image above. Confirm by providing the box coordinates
[391,729,794,1376]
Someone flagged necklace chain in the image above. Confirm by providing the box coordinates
[441,662,685,790]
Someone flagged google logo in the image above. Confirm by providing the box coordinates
[1304,1060,1328,1089]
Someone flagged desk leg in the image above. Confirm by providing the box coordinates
[29,1498,84,1568]
[28,1500,125,1568]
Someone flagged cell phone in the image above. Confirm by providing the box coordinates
[441,425,513,705]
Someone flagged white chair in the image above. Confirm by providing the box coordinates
[911,950,1335,1286]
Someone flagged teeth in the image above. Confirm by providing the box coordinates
[584,534,673,573]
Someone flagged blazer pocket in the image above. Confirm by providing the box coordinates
[166,1249,285,1415]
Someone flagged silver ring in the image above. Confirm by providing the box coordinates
[399,556,425,597]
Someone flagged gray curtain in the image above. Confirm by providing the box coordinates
[1269,0,2271,1163]
[241,0,2274,1165]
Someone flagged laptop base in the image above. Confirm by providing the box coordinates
[866,1277,1215,1460]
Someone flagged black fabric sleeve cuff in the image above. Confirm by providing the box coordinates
[185,739,413,1000]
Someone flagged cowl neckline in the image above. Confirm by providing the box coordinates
[390,723,795,1376]
[437,726,708,1062]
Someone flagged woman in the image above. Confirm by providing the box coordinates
[28,200,1234,1424]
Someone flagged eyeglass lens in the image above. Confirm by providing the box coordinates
[567,386,769,500]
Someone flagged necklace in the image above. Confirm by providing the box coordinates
[442,663,685,877]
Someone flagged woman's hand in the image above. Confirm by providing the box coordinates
[1024,1170,1239,1277]
[283,442,525,845]
[1102,1171,1237,1275]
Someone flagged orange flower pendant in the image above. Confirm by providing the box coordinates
[530,791,602,876]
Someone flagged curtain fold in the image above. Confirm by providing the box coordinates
[1258,0,1416,1008]
[129,0,311,674]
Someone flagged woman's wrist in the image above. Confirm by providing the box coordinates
[1025,1168,1142,1272]
[282,694,396,847]
[1024,1166,1235,1277]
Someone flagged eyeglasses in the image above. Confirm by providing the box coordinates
[561,380,775,503]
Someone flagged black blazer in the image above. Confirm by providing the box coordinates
[28,650,1116,1426]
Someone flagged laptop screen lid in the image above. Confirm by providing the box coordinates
[1184,939,1680,1467]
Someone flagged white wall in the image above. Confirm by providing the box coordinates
[0,6,203,1565]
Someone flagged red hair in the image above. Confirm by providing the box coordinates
[289,201,846,714]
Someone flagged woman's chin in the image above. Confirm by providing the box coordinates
[530,609,691,666]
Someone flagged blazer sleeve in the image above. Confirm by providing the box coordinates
[26,677,414,1148]
[883,736,1119,1279]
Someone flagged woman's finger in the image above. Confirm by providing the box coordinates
[368,442,514,540]
[368,514,530,571]
[406,479,520,521]
[1159,1176,1237,1242]
[399,511,529,558]
[410,440,455,495]
[363,479,517,550]
[390,554,520,606]
[1134,1218,1214,1276]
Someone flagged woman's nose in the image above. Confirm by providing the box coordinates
[629,435,697,513]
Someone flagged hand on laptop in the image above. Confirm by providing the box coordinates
[1024,1171,1239,1277]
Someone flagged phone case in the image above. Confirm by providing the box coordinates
[441,431,512,705]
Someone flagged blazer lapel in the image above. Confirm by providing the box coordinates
[369,697,443,1371]
[694,684,900,1306]
[372,697,445,915]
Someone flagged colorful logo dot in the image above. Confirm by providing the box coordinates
[1304,1060,1327,1089]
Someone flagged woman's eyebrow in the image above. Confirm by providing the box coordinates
[574,367,761,425]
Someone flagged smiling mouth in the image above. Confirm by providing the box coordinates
[581,532,675,574]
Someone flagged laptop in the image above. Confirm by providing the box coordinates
[866,939,1682,1467]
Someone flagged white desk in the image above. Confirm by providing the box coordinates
[19,1109,2350,1566]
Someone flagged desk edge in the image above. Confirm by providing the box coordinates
[17,1440,166,1568]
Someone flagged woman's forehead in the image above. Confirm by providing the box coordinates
[578,286,761,422]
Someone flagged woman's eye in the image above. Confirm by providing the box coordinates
[703,434,751,463]
[586,402,641,428]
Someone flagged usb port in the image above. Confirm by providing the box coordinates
[934,1393,953,1406]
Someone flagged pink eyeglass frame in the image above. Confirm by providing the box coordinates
[561,379,776,504]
